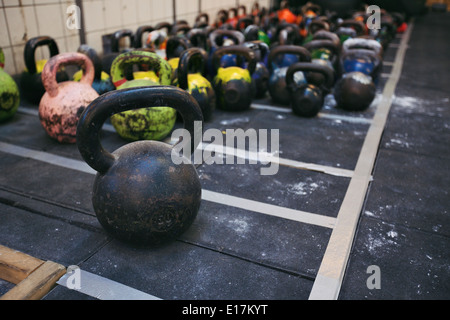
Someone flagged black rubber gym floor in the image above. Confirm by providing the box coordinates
[0,11,448,301]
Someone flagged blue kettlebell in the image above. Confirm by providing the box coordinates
[268,45,311,105]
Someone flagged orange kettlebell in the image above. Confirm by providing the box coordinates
[39,52,99,143]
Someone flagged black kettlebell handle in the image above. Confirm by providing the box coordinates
[312,30,340,47]
[178,48,207,90]
[111,29,133,52]
[308,20,330,34]
[212,45,257,75]
[268,45,311,71]
[166,36,191,59]
[339,20,366,36]
[171,23,191,36]
[304,39,339,57]
[209,29,245,48]
[194,13,209,27]
[155,22,172,34]
[24,36,59,74]
[244,40,269,62]
[77,44,103,80]
[77,86,203,175]
[286,62,334,93]
[133,25,154,48]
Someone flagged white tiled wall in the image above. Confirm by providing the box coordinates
[1,0,272,75]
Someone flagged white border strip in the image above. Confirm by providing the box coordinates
[0,141,335,229]
[200,143,355,178]
[309,21,414,300]
[202,189,336,229]
[57,269,161,300]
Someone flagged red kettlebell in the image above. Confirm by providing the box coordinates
[39,52,99,143]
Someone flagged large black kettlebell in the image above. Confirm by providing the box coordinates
[20,36,68,104]
[268,45,311,105]
[212,45,256,111]
[286,62,334,117]
[77,86,203,246]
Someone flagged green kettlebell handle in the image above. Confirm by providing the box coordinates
[304,39,339,57]
[268,45,311,71]
[286,62,334,92]
[77,86,203,174]
[110,50,172,88]
[42,52,95,98]
[178,48,207,90]
[24,36,59,74]
[212,45,257,75]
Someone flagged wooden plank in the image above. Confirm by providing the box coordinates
[0,245,45,285]
[0,261,66,300]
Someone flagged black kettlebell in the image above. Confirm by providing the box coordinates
[286,62,334,117]
[243,40,270,99]
[101,29,134,75]
[77,85,203,246]
[268,45,311,105]
[212,45,256,111]
[20,36,68,104]
[178,48,216,121]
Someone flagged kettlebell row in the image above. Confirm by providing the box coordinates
[0,2,407,247]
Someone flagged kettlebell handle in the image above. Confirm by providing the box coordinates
[268,45,311,71]
[178,48,207,90]
[77,44,103,80]
[304,39,339,57]
[212,45,257,75]
[166,36,191,59]
[342,38,383,56]
[286,62,334,92]
[76,86,203,174]
[133,25,154,48]
[209,29,245,48]
[110,50,172,88]
[42,52,95,98]
[24,36,59,74]
[110,29,133,52]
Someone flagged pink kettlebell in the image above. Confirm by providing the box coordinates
[39,52,99,143]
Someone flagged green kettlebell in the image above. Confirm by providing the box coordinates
[178,47,216,121]
[109,50,176,141]
[0,48,20,122]
[212,45,256,111]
